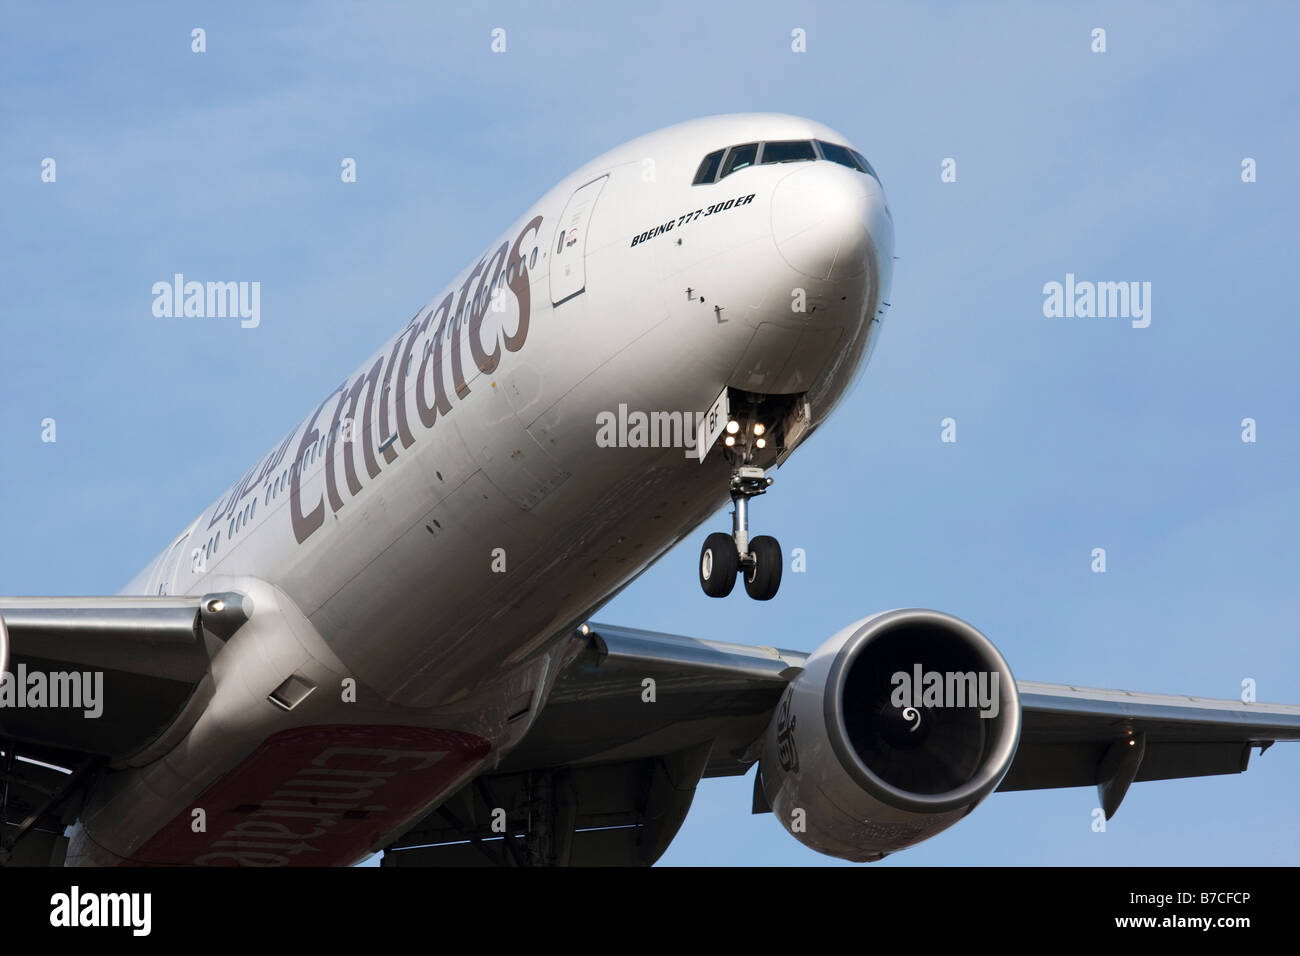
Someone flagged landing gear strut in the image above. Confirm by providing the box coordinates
[730,466,783,601]
[698,399,785,601]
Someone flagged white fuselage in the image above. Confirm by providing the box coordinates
[69,113,894,866]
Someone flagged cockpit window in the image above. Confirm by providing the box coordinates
[815,140,858,171]
[849,148,879,181]
[691,139,881,185]
[760,140,816,165]
[719,143,759,178]
[815,140,880,183]
[693,149,725,185]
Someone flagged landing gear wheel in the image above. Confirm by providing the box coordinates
[743,535,783,601]
[699,532,739,598]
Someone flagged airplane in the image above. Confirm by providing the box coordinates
[1,112,1297,867]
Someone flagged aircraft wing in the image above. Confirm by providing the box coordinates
[0,593,246,864]
[383,622,1300,866]
[997,680,1300,816]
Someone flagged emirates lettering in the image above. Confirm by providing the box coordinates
[290,215,544,543]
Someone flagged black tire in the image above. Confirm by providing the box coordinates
[699,532,739,597]
[744,535,783,601]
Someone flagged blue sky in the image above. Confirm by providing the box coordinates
[2,2,1298,865]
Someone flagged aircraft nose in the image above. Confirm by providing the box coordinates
[770,164,889,281]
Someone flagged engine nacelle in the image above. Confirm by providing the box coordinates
[759,609,1021,861]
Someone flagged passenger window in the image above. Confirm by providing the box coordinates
[719,143,759,179]
[760,140,816,165]
[693,149,725,185]
[529,247,538,269]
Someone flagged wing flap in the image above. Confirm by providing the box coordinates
[385,745,712,867]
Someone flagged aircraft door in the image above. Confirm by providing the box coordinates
[549,174,608,306]
[153,523,196,595]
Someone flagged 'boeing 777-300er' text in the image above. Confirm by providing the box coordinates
[2,114,1297,867]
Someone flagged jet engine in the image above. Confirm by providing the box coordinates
[758,609,1021,861]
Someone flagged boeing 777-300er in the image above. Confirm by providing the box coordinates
[1,114,1297,867]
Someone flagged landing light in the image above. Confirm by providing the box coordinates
[726,420,740,435]
[724,435,736,447]
[753,423,766,436]
[755,438,766,449]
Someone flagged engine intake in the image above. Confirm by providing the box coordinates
[759,609,1021,861]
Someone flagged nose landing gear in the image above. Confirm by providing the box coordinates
[696,390,803,601]
[699,531,738,598]
[698,464,783,601]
